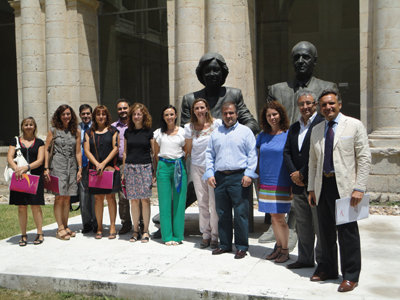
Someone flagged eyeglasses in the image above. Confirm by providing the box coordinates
[297,101,314,107]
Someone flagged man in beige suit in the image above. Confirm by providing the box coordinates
[308,89,371,292]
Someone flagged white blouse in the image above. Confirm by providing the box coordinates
[154,127,185,159]
[184,119,222,167]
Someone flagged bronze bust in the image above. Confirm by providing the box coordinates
[181,52,259,134]
[267,41,338,125]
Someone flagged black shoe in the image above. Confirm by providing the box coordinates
[287,261,315,269]
[118,225,132,235]
[82,226,92,234]
[152,229,162,239]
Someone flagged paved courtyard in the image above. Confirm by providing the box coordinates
[0,205,399,299]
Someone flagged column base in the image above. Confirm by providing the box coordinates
[368,132,400,203]
[369,131,400,147]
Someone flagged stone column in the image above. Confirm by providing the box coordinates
[173,0,205,109]
[19,0,47,134]
[45,0,69,117]
[67,0,100,112]
[367,0,400,201]
[205,0,257,118]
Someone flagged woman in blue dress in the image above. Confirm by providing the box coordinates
[257,100,292,263]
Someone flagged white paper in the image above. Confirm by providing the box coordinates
[335,194,370,225]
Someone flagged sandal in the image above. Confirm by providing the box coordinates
[141,232,150,243]
[129,231,140,242]
[65,227,76,238]
[165,241,174,246]
[108,232,117,240]
[56,229,70,241]
[95,232,103,239]
[275,248,289,263]
[33,233,44,245]
[265,245,281,260]
[19,235,28,247]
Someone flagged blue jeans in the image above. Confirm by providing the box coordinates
[214,171,249,251]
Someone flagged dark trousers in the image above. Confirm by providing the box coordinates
[293,190,321,265]
[214,171,249,251]
[317,176,361,282]
[79,167,96,229]
[117,161,132,228]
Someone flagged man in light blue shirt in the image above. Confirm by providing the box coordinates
[204,101,258,259]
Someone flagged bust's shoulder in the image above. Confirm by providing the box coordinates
[224,87,241,94]
[312,77,337,89]
[267,81,293,93]
[183,89,206,102]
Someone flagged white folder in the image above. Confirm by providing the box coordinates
[335,194,370,225]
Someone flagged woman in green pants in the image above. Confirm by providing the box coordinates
[154,105,188,245]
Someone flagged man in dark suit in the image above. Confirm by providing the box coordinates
[308,89,371,292]
[283,90,324,269]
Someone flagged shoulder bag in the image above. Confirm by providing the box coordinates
[4,137,30,183]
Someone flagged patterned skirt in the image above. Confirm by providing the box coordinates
[258,184,292,213]
[124,163,153,200]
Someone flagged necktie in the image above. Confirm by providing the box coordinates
[323,120,335,173]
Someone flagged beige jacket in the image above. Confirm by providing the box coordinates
[308,114,371,205]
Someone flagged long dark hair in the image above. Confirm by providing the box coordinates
[90,105,112,133]
[51,104,78,136]
[260,101,290,133]
[160,105,177,133]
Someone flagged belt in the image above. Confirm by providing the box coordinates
[323,172,335,178]
[219,169,245,175]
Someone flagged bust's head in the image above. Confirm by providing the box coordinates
[196,53,229,88]
[291,41,318,79]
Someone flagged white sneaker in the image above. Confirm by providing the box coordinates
[258,226,275,243]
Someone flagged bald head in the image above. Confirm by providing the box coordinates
[292,41,318,80]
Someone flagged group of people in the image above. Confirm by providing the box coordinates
[8,42,371,293]
[8,100,156,244]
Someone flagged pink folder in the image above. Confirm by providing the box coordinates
[88,170,114,189]
[44,175,59,194]
[10,173,40,195]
